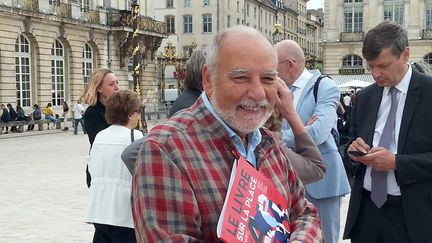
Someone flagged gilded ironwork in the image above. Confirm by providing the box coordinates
[109,10,166,35]
[58,3,72,18]
[15,0,38,11]
[157,41,196,102]
[131,0,141,95]
[87,10,100,24]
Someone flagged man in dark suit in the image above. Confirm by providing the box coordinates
[343,21,432,243]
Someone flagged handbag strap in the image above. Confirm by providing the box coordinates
[131,129,135,142]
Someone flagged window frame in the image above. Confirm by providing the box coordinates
[166,0,173,8]
[343,3,363,32]
[342,54,363,68]
[203,14,212,33]
[82,43,93,86]
[51,39,65,107]
[383,1,404,26]
[424,52,432,65]
[183,15,193,33]
[165,15,176,34]
[15,34,32,108]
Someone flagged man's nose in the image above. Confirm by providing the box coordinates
[248,78,266,101]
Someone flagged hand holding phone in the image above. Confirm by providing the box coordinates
[349,150,367,157]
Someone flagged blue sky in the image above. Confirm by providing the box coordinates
[307,0,324,10]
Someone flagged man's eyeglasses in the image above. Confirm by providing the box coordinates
[134,109,141,114]
[278,59,297,65]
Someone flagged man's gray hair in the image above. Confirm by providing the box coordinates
[205,25,275,81]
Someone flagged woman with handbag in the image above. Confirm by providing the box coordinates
[85,90,143,243]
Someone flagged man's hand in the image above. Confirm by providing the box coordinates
[274,77,306,135]
[306,114,317,126]
[348,137,396,171]
[275,77,295,119]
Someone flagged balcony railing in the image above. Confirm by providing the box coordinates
[422,29,432,40]
[108,10,166,35]
[49,3,71,18]
[7,2,165,31]
[14,0,39,11]
[340,32,364,42]
[81,9,100,24]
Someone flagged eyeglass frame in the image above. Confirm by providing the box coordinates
[278,59,298,65]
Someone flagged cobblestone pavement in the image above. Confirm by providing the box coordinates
[0,121,350,243]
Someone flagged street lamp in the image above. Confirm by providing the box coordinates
[131,0,141,95]
[273,22,282,44]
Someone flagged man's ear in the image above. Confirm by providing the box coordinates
[402,47,410,62]
[202,64,213,94]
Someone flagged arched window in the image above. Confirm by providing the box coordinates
[15,34,32,107]
[342,54,363,67]
[51,39,65,106]
[82,43,93,86]
[424,52,432,65]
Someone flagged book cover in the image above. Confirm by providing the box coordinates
[217,156,290,243]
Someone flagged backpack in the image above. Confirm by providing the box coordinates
[312,75,340,145]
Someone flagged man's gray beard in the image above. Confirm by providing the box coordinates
[209,94,272,135]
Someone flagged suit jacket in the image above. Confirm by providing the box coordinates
[343,69,432,242]
[168,88,202,118]
[282,70,351,199]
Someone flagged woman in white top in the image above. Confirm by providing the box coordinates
[85,90,143,243]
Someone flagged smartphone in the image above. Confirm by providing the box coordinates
[349,151,367,157]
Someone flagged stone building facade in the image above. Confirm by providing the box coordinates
[322,0,432,75]
[0,0,166,114]
[153,0,324,90]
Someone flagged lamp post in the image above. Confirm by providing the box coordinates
[272,22,282,44]
[131,0,141,95]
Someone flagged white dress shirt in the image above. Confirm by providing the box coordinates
[363,63,412,196]
[291,68,313,108]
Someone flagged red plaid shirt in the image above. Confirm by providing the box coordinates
[132,97,322,242]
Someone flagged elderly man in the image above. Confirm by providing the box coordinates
[275,40,351,243]
[131,26,323,242]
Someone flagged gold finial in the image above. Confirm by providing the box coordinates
[274,23,282,34]
[191,39,198,50]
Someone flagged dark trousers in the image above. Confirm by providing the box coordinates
[351,190,411,243]
[93,223,136,243]
[27,119,41,130]
[74,118,86,134]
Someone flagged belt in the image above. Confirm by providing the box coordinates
[362,189,401,206]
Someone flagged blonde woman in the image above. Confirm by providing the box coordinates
[80,68,119,187]
[85,90,143,243]
[81,69,120,146]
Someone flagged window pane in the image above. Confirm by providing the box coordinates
[15,35,32,107]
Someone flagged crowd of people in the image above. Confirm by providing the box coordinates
[80,21,431,243]
[0,100,87,133]
[2,20,432,243]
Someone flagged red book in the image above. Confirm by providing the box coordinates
[217,156,291,243]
